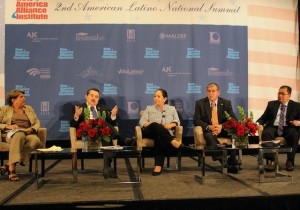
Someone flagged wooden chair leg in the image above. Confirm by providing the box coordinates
[113,157,117,173]
[0,153,4,166]
[81,158,84,170]
[177,153,182,171]
[138,157,142,172]
[41,158,45,177]
[142,157,145,168]
[29,155,33,172]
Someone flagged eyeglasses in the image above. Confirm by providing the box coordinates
[277,92,289,95]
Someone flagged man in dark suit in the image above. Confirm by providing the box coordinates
[193,83,239,173]
[257,85,300,171]
[70,87,122,178]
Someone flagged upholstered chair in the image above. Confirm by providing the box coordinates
[135,111,183,170]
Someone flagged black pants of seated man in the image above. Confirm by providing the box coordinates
[101,139,118,178]
[142,122,176,167]
[262,126,299,165]
[107,123,136,146]
[204,129,239,164]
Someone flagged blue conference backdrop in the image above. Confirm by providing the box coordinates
[5,24,248,140]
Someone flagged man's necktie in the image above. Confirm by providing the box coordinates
[211,103,218,125]
[277,104,285,136]
[90,106,98,120]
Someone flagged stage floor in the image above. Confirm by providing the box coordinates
[1,152,300,210]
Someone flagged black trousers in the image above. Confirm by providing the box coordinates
[262,126,299,164]
[204,129,238,161]
[141,122,175,167]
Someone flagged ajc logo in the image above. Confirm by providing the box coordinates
[27,32,38,38]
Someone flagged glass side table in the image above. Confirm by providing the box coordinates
[189,144,227,184]
[258,146,293,183]
[31,148,78,189]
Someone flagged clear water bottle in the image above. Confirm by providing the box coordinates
[82,137,88,152]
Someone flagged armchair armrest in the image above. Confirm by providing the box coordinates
[193,126,206,146]
[135,126,143,148]
[69,127,78,148]
[175,126,183,144]
[257,124,264,143]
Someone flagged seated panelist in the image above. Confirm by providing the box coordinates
[139,88,184,176]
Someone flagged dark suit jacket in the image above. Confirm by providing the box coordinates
[69,103,117,129]
[193,97,236,132]
[256,100,300,128]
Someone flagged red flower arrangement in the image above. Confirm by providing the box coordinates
[76,108,112,149]
[223,106,257,145]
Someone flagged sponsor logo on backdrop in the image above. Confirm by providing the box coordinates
[227,83,240,94]
[159,33,187,40]
[127,101,139,117]
[13,1,48,20]
[26,32,58,43]
[102,48,117,59]
[77,66,101,79]
[162,66,191,77]
[144,48,159,58]
[226,48,240,59]
[208,67,233,76]
[75,32,106,41]
[186,48,200,58]
[14,48,30,60]
[118,68,144,75]
[145,83,160,94]
[41,101,50,116]
[103,84,118,95]
[59,121,70,132]
[26,68,51,79]
[58,48,74,59]
[15,85,30,96]
[127,29,136,42]
[209,32,220,44]
[77,66,99,79]
[187,83,201,94]
[59,85,74,96]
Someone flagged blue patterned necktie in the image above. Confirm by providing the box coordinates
[90,106,98,120]
[277,104,285,136]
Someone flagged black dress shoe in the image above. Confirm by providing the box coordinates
[125,137,137,146]
[178,143,185,149]
[265,161,276,172]
[108,167,118,178]
[152,170,162,176]
[218,159,227,168]
[285,160,294,171]
[227,165,239,174]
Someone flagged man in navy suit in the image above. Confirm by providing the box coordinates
[193,83,239,173]
[257,85,300,171]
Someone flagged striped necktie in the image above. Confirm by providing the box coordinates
[277,104,285,136]
[90,106,98,120]
[211,103,218,125]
